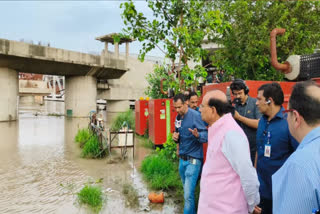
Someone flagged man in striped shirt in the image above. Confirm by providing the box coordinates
[272,81,320,213]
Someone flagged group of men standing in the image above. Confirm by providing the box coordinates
[172,80,320,214]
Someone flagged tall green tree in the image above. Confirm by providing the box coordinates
[212,0,320,81]
[144,64,170,99]
[120,0,229,95]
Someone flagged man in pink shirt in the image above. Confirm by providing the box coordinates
[198,90,260,214]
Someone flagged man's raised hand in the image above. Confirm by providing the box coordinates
[188,128,199,138]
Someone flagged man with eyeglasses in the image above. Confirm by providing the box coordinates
[198,90,260,214]
[272,81,320,214]
[255,82,299,214]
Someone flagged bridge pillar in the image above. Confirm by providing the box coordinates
[0,67,18,121]
[106,100,131,122]
[65,76,97,117]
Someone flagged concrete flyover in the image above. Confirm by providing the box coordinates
[0,37,129,121]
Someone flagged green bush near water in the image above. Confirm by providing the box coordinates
[140,134,186,203]
[75,128,92,147]
[111,109,135,131]
[141,154,182,190]
[75,128,106,159]
[81,135,101,158]
[140,134,182,190]
[157,134,178,161]
[77,184,103,213]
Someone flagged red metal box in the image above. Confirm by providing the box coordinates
[135,100,149,135]
[148,99,177,145]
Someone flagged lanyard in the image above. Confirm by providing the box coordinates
[267,131,271,144]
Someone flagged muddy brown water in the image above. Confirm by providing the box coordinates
[0,101,179,214]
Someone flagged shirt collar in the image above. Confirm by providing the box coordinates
[181,107,190,119]
[298,126,320,150]
[275,106,285,119]
[263,106,285,121]
[211,113,232,131]
[239,96,250,106]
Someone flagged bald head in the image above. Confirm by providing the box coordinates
[289,81,320,126]
[203,90,228,104]
[307,85,320,102]
[203,90,232,117]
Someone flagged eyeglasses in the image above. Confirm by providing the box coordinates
[282,109,295,114]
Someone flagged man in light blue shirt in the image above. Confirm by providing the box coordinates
[272,81,320,214]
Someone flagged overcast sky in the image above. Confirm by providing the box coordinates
[0,1,163,57]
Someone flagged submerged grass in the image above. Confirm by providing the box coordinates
[140,134,185,205]
[81,135,101,158]
[140,154,182,191]
[77,184,103,213]
[75,128,92,147]
[122,183,139,208]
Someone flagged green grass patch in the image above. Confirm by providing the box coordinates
[122,183,139,208]
[139,134,186,207]
[77,184,103,213]
[81,135,102,158]
[156,134,178,161]
[140,154,182,190]
[75,128,92,147]
[111,109,135,131]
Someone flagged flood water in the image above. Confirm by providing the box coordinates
[0,101,178,214]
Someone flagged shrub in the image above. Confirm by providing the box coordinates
[77,184,103,213]
[157,134,178,161]
[81,135,101,158]
[75,128,91,147]
[140,155,182,190]
[111,109,135,131]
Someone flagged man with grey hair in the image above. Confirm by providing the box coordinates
[272,81,320,214]
[198,90,260,214]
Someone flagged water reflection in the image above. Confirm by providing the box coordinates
[0,101,178,214]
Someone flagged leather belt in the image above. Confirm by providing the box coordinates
[180,154,197,161]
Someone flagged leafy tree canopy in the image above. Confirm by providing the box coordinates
[212,0,320,81]
[120,0,229,96]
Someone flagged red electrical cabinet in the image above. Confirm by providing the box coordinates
[149,99,177,145]
[170,101,178,134]
[135,100,149,135]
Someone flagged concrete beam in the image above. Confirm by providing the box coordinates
[0,38,127,79]
[0,67,18,121]
[19,80,53,95]
[97,56,154,101]
[65,76,97,117]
